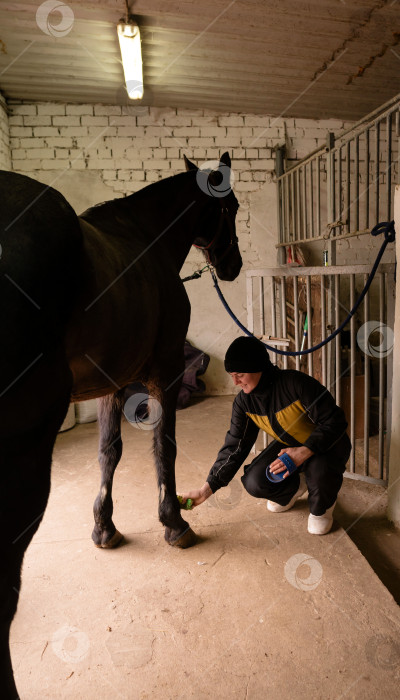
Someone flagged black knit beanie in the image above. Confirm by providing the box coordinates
[224,336,271,373]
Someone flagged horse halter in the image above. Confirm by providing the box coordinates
[193,200,239,265]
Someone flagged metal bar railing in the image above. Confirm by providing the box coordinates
[309,161,314,239]
[296,169,301,239]
[365,128,370,230]
[259,276,265,337]
[355,135,360,231]
[346,140,351,234]
[385,267,395,475]
[275,94,400,247]
[246,264,395,485]
[387,112,392,221]
[349,274,356,473]
[281,278,288,370]
[375,121,380,225]
[321,276,327,387]
[316,155,321,237]
[290,171,296,241]
[293,276,300,371]
[335,274,341,406]
[379,272,385,478]
[338,146,342,228]
[271,280,277,365]
[302,165,307,240]
[306,276,312,376]
[363,274,370,475]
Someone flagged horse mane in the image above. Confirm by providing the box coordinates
[79,170,192,224]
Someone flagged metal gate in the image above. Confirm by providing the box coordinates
[252,95,400,485]
[246,264,395,485]
[275,93,400,257]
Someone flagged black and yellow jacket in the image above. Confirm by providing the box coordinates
[207,367,349,493]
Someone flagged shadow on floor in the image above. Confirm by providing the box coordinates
[335,499,400,605]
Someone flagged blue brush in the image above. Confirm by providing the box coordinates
[266,453,297,482]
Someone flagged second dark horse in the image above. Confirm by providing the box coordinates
[0,152,241,698]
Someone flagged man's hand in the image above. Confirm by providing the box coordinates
[269,446,314,479]
[180,482,213,508]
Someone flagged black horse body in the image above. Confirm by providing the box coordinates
[0,153,241,697]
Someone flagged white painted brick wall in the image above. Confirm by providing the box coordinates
[0,94,11,170]
[7,100,348,244]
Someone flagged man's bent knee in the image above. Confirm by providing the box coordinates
[241,471,264,498]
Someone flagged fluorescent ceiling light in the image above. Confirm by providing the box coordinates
[117,21,143,100]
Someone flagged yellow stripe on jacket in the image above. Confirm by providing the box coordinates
[247,400,316,445]
[246,413,288,444]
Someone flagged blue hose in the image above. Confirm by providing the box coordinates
[211,221,395,357]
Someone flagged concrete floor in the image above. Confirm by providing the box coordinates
[10,397,400,699]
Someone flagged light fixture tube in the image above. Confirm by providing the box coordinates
[117,21,144,100]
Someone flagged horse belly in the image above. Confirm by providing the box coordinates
[67,305,160,401]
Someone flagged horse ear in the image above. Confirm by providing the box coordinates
[220,151,231,169]
[207,151,232,189]
[184,155,198,171]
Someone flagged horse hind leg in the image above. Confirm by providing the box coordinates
[1,441,53,699]
[92,391,124,548]
[1,361,71,698]
[152,382,197,549]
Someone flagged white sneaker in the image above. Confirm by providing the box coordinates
[267,473,308,513]
[308,502,336,535]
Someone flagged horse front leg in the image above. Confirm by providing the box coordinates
[153,385,197,548]
[91,392,124,548]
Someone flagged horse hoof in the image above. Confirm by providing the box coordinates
[95,529,124,549]
[166,526,197,548]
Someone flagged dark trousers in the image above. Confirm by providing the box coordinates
[241,434,351,516]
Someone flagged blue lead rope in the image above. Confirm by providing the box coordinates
[211,221,396,357]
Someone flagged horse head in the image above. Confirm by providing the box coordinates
[184,152,243,281]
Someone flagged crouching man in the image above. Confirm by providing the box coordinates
[182,336,351,535]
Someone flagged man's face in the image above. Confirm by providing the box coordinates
[229,372,262,394]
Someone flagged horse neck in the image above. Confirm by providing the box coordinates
[122,171,206,271]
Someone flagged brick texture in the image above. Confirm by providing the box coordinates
[7,100,348,237]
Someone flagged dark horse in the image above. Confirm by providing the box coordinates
[0,152,241,697]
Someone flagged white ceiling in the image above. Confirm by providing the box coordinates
[0,0,399,120]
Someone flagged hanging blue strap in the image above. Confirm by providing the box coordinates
[211,221,395,357]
